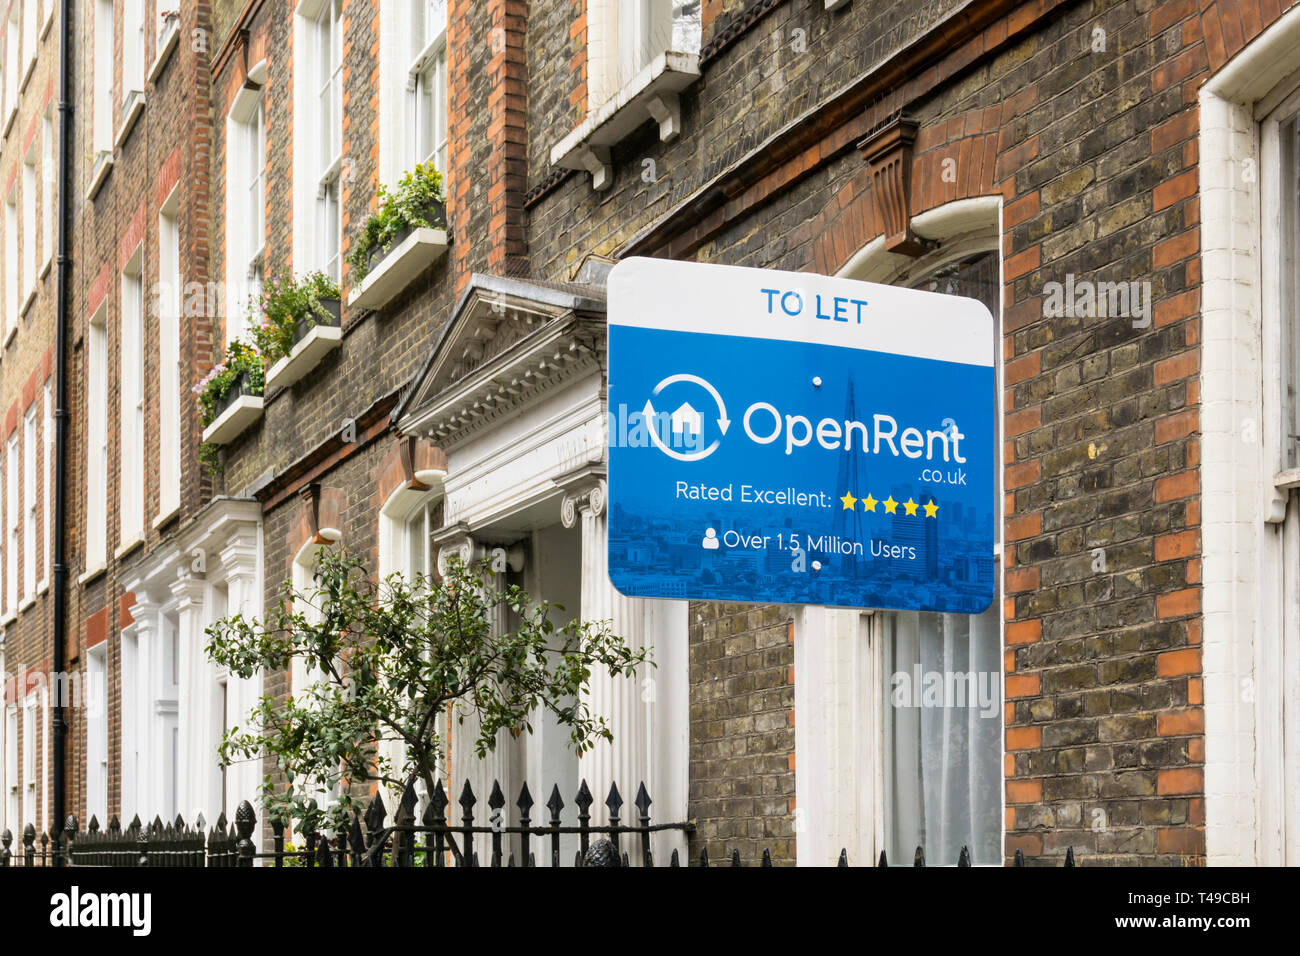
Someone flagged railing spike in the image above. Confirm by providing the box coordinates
[1065,846,1075,867]
[1014,848,1025,867]
[838,848,849,867]
[913,845,925,867]
[958,845,971,867]
[877,849,888,867]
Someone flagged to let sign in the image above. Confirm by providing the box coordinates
[606,257,996,615]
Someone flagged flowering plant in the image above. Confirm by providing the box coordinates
[345,161,446,283]
[251,271,342,363]
[192,339,265,427]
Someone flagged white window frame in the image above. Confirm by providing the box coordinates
[4,187,17,342]
[4,6,19,119]
[21,141,36,310]
[3,703,16,829]
[225,64,266,345]
[23,404,36,602]
[85,642,109,824]
[293,0,343,283]
[119,247,145,548]
[40,380,50,590]
[587,0,700,109]
[158,189,182,521]
[92,0,114,153]
[85,302,108,574]
[21,690,36,827]
[6,433,18,614]
[41,104,54,273]
[122,0,147,97]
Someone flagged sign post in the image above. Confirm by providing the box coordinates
[606,257,996,614]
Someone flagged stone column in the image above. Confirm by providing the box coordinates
[220,530,263,814]
[170,565,212,821]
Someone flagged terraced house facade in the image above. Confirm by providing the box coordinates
[3,0,1300,866]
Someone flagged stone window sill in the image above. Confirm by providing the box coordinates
[550,51,700,191]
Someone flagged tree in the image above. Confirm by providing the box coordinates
[205,547,650,841]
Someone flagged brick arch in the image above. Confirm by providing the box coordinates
[368,436,446,569]
[813,102,1028,276]
[283,484,348,580]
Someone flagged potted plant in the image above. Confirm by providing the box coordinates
[346,161,447,283]
[193,339,266,468]
[252,271,343,364]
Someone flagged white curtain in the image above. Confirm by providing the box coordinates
[883,607,1001,865]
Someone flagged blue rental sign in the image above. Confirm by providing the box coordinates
[606,257,997,615]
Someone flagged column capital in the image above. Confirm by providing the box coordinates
[432,521,476,576]
[557,466,607,529]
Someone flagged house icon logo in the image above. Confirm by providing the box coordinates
[671,402,702,438]
[642,374,730,463]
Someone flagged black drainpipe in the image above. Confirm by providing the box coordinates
[51,0,73,863]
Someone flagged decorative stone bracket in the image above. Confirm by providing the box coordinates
[858,115,934,257]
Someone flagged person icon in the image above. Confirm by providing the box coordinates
[701,528,720,550]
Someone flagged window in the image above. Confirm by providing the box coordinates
[4,6,18,117]
[22,0,36,79]
[92,0,113,152]
[296,0,343,282]
[22,143,36,306]
[588,0,700,108]
[225,70,265,344]
[42,104,54,268]
[158,193,182,517]
[4,706,16,828]
[120,251,145,544]
[122,0,146,96]
[405,0,448,176]
[41,381,51,586]
[23,404,36,600]
[86,304,108,571]
[85,644,109,823]
[21,692,36,826]
[7,432,18,613]
[4,188,16,339]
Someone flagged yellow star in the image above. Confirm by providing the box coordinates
[839,491,857,510]
[862,494,878,512]
[883,496,898,514]
[924,499,939,518]
[904,498,919,516]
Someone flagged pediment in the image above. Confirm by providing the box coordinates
[396,274,607,446]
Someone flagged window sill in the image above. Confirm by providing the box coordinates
[4,324,17,348]
[550,51,701,190]
[36,578,47,596]
[3,106,16,139]
[21,56,36,95]
[40,256,52,280]
[152,505,180,531]
[87,150,113,200]
[18,595,35,614]
[346,227,449,311]
[115,90,147,149]
[78,563,107,586]
[42,9,54,40]
[202,394,265,445]
[115,534,145,562]
[266,322,343,390]
[1,611,15,626]
[149,23,181,84]
[20,287,37,320]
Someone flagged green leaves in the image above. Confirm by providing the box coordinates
[345,161,447,282]
[251,271,342,363]
[204,547,651,834]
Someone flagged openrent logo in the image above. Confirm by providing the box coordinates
[49,887,152,937]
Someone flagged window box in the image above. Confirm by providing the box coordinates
[87,149,113,199]
[115,90,147,148]
[202,370,264,445]
[265,297,343,389]
[149,17,181,84]
[347,201,449,311]
[550,52,700,190]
